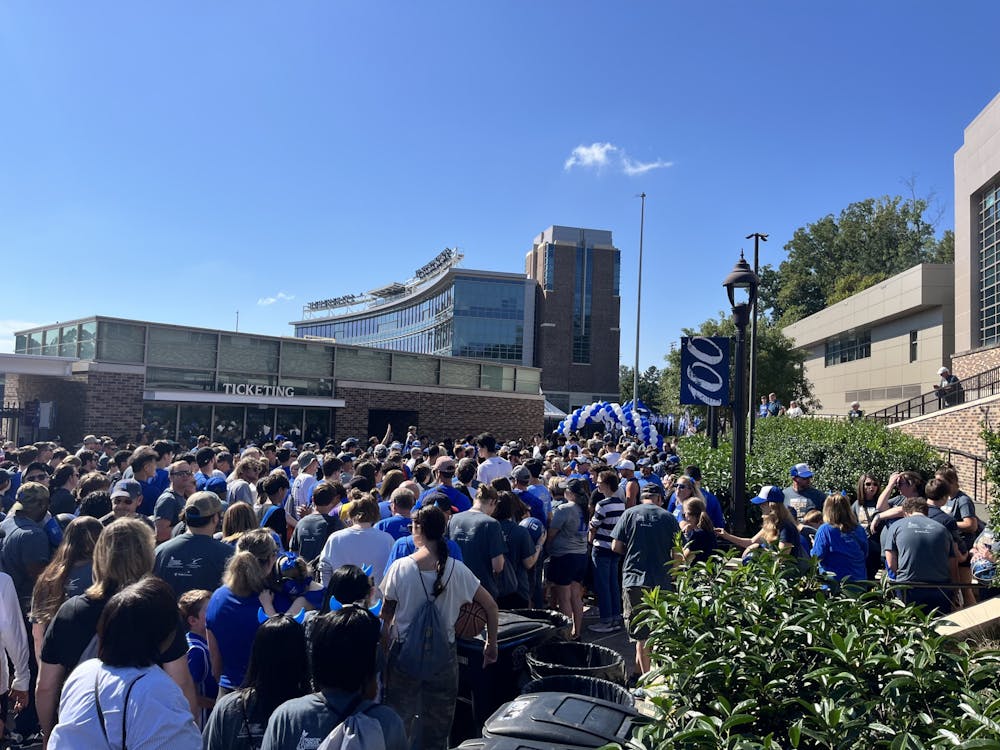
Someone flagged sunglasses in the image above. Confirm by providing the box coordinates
[864,481,878,487]
[677,484,692,490]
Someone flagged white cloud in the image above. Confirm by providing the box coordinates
[0,319,41,353]
[564,142,672,177]
[257,291,295,306]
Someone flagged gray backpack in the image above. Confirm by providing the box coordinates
[392,562,453,678]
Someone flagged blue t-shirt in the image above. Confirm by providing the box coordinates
[515,490,548,528]
[811,523,868,582]
[375,515,413,541]
[205,586,262,690]
[415,484,472,513]
[523,484,553,520]
[383,535,463,579]
[139,468,170,516]
[667,488,726,529]
[377,500,393,520]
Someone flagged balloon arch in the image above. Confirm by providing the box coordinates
[555,400,664,450]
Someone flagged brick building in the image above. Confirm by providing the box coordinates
[4,316,543,447]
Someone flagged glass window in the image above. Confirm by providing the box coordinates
[613,249,621,296]
[334,348,391,381]
[276,408,305,443]
[213,405,245,447]
[246,407,276,444]
[59,325,78,357]
[27,331,42,354]
[14,334,27,354]
[980,182,1000,346]
[481,364,503,390]
[146,367,216,391]
[281,341,334,377]
[178,404,212,447]
[515,368,541,394]
[544,244,556,291]
[391,354,438,385]
[42,328,59,356]
[824,330,871,367]
[217,372,278,393]
[278,376,333,397]
[97,321,146,363]
[79,322,97,359]
[909,330,918,363]
[440,360,480,389]
[148,328,218,369]
[304,409,331,444]
[219,335,279,374]
[572,246,593,364]
[142,403,178,441]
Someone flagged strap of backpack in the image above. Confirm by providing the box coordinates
[319,691,366,727]
[94,670,146,749]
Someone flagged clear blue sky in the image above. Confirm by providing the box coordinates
[2,2,998,370]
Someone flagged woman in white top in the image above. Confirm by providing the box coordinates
[0,571,30,741]
[319,493,395,587]
[380,505,498,750]
[49,576,200,749]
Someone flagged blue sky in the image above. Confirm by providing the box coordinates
[2,2,999,370]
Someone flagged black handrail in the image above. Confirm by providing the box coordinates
[867,364,1000,424]
[932,445,987,504]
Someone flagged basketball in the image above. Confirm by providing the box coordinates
[455,600,488,639]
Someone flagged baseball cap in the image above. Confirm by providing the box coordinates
[338,452,355,463]
[111,479,143,501]
[510,465,531,484]
[11,481,49,512]
[205,476,228,495]
[972,558,997,583]
[753,485,785,505]
[576,455,592,465]
[434,456,457,473]
[938,366,949,375]
[790,463,814,478]
[616,460,636,472]
[520,516,545,544]
[422,490,458,514]
[641,482,665,498]
[297,451,318,470]
[184,491,223,520]
[563,478,590,497]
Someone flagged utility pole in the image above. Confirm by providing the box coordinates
[746,232,768,451]
[633,193,647,407]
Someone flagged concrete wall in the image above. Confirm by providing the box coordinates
[955,91,1000,353]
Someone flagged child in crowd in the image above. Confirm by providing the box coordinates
[798,509,824,550]
[681,497,717,564]
[179,588,217,727]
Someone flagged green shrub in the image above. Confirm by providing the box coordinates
[980,425,1000,524]
[623,554,1000,749]
[678,418,941,502]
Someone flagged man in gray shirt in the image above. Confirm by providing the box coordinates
[154,492,233,597]
[153,461,195,543]
[885,496,956,615]
[447,485,505,599]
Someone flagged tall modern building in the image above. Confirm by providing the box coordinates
[525,226,621,412]
[292,226,622,413]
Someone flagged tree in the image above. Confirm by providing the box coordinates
[758,194,954,325]
[619,365,663,412]
[658,314,815,418]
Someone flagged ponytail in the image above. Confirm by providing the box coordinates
[432,537,450,596]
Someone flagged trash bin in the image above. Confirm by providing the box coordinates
[454,611,557,741]
[482,692,641,748]
[451,737,596,750]
[521,675,635,708]
[526,641,626,684]
[509,608,573,641]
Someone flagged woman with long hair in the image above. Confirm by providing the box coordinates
[717,486,805,558]
[30,516,103,661]
[206,529,279,697]
[48,577,200,749]
[493,491,539,610]
[202,615,310,749]
[546,478,591,640]
[36,520,197,740]
[220,502,260,545]
[811,493,869,583]
[681,497,717,564]
[380,505,498,750]
[853,473,881,530]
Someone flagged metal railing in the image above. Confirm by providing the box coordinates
[867,364,1000,424]
[933,445,988,504]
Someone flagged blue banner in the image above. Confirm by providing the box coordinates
[679,336,730,406]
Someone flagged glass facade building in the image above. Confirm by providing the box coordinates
[293,270,534,365]
[979,182,1000,346]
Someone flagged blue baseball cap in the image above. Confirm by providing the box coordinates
[753,485,785,505]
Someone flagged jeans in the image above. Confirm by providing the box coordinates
[591,548,622,623]
[384,641,459,750]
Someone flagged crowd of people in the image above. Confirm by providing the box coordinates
[0,428,997,749]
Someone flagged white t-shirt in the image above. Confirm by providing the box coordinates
[476,456,512,486]
[290,472,318,519]
[49,659,200,750]
[319,526,395,587]
[380,556,481,645]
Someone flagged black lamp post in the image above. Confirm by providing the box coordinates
[723,253,759,536]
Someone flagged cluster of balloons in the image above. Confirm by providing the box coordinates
[556,400,664,450]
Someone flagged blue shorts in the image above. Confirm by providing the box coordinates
[548,553,588,586]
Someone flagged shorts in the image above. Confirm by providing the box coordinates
[623,586,652,642]
[547,553,588,586]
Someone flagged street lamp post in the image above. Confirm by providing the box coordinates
[723,253,759,537]
[746,232,768,452]
[633,193,646,407]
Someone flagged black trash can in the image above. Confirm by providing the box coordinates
[509,608,573,641]
[526,641,626,684]
[482,692,641,748]
[453,612,557,742]
[521,675,635,708]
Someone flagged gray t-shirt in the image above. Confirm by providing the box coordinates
[260,689,407,750]
[884,514,953,583]
[153,533,234,597]
[548,502,588,557]
[203,689,266,749]
[942,493,978,545]
[611,503,680,589]
[499,519,534,601]
[448,509,506,599]
[290,513,345,563]
[153,488,185,527]
[0,515,52,613]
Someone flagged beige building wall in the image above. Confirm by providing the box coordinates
[955,90,1000,353]
[783,264,954,415]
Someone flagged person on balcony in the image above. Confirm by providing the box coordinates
[934,367,963,408]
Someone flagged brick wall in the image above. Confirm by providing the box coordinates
[891,394,1000,502]
[952,344,1000,380]
[336,385,543,441]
